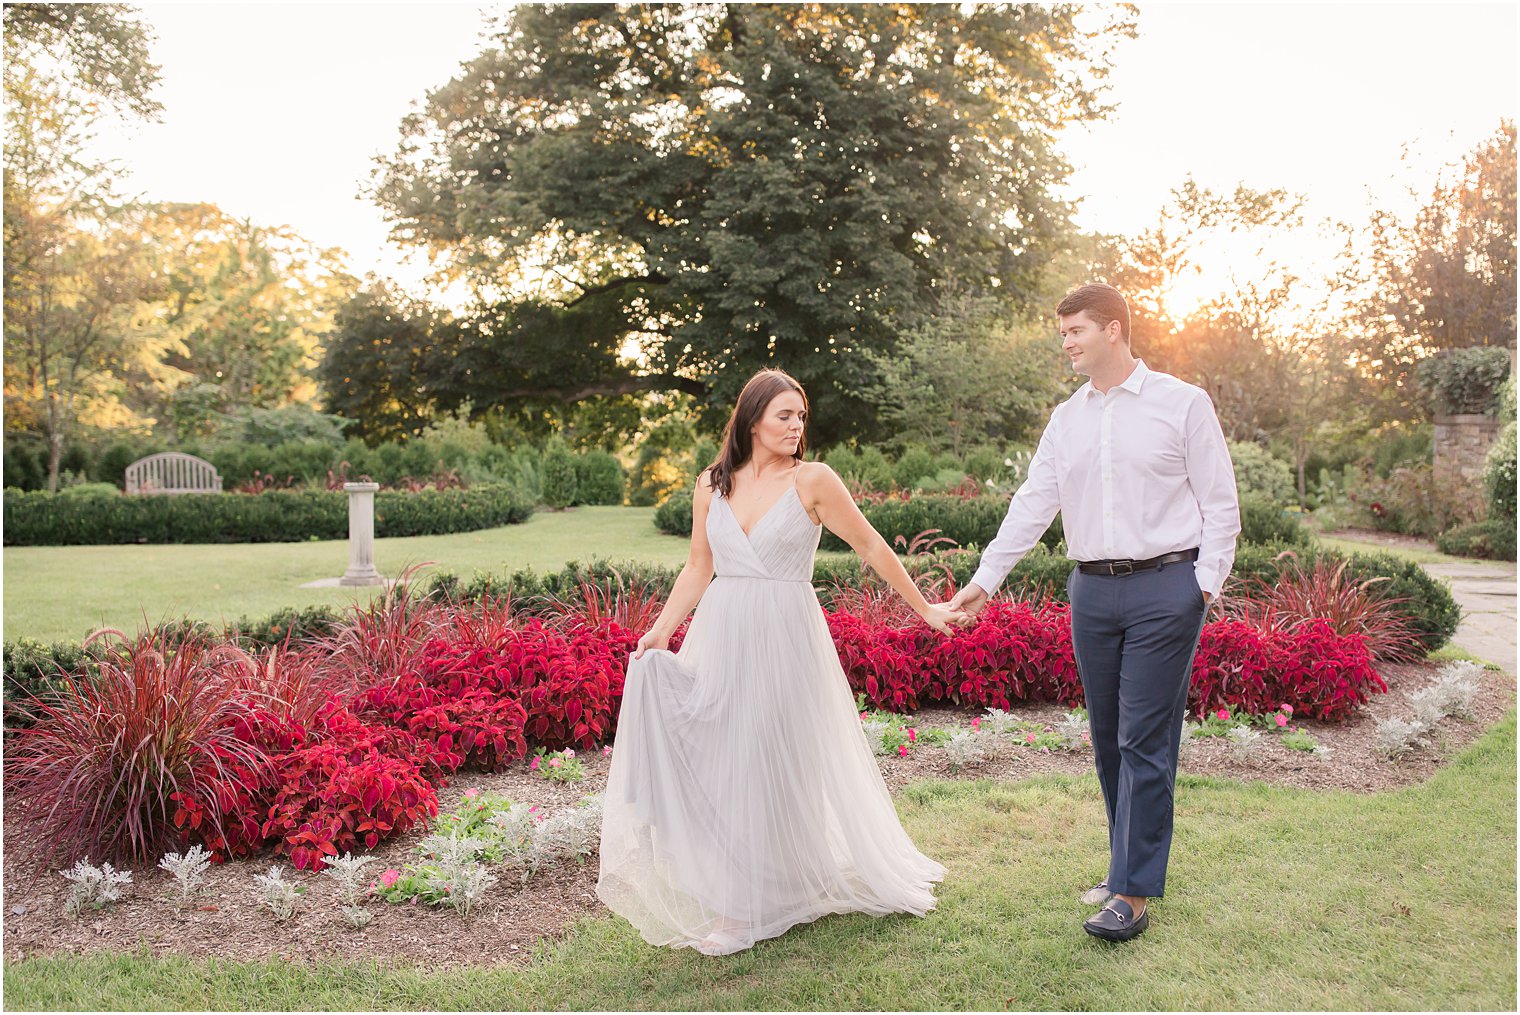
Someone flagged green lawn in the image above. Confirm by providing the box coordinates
[1315,532,1483,566]
[6,714,1515,1011]
[3,507,692,643]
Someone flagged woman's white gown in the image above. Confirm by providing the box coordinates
[596,482,946,955]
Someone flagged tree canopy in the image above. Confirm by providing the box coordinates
[370,2,1134,443]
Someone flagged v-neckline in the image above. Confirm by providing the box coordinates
[724,484,799,540]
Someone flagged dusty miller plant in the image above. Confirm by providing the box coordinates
[322,852,378,907]
[253,865,303,921]
[60,858,133,916]
[1055,710,1091,750]
[944,730,988,772]
[1374,717,1427,759]
[861,718,892,756]
[157,845,212,904]
[1226,725,1262,759]
[981,708,1021,736]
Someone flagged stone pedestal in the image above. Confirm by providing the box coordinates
[339,482,384,586]
[1434,414,1502,485]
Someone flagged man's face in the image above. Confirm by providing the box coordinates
[1059,311,1120,376]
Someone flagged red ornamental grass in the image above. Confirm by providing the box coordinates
[1226,553,1420,662]
[5,629,273,873]
[539,570,669,637]
[314,566,449,690]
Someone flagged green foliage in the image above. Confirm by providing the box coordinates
[1416,346,1513,415]
[653,492,693,537]
[1485,376,1516,521]
[317,286,452,443]
[227,605,345,649]
[860,295,1069,454]
[1350,464,1485,538]
[369,4,1135,445]
[818,495,1062,554]
[573,450,624,506]
[1238,496,1311,546]
[819,445,896,492]
[57,482,119,499]
[3,637,100,730]
[1435,519,1517,561]
[1228,440,1296,505]
[540,438,578,510]
[232,406,351,447]
[2,486,535,546]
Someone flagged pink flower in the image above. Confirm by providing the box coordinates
[380,869,400,888]
[603,746,613,756]
[565,749,576,758]
[1215,708,1230,721]
[1040,747,1050,754]
[529,757,540,771]
[907,728,917,743]
[1025,732,1036,743]
[549,757,563,768]
[1275,714,1288,727]
[971,718,982,731]
[463,788,479,799]
[898,745,909,757]
[1281,704,1294,715]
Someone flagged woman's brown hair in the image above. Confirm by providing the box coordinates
[707,369,809,498]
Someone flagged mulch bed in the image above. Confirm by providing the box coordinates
[3,658,1513,970]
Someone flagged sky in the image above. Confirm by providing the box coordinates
[84,2,1519,318]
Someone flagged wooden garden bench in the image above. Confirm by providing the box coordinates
[124,452,223,495]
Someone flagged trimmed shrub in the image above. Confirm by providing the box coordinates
[3,485,534,546]
[1229,441,1296,505]
[1239,496,1311,546]
[574,450,625,506]
[541,439,578,510]
[3,638,102,730]
[819,495,1062,553]
[654,491,694,536]
[1436,519,1517,561]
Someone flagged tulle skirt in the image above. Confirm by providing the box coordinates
[596,575,946,955]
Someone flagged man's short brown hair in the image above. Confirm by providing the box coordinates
[1056,283,1130,343]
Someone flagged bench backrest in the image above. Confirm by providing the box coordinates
[124,452,223,495]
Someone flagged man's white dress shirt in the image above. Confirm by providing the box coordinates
[970,359,1241,599]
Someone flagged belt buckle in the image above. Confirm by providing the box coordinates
[1111,560,1135,576]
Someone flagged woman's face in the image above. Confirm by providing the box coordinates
[750,389,807,460]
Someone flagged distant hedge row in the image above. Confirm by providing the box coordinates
[2,485,536,547]
[655,491,1309,551]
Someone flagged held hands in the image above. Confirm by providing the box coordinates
[633,630,670,659]
[946,583,990,623]
[919,602,971,636]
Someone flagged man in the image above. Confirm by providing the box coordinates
[949,282,1240,942]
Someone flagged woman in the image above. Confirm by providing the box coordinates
[596,368,961,956]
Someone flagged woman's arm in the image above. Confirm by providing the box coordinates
[798,463,965,635]
[634,471,718,657]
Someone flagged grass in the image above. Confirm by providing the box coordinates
[2,507,692,643]
[7,713,1515,1010]
[1315,532,1498,567]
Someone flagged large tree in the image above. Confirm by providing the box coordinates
[3,3,163,488]
[127,203,357,432]
[370,3,1134,443]
[1350,121,1517,383]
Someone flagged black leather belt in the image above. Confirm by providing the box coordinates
[1077,547,1199,576]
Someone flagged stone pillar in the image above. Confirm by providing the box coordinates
[340,482,384,586]
[1433,414,1502,485]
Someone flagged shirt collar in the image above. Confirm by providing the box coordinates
[1082,358,1150,399]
